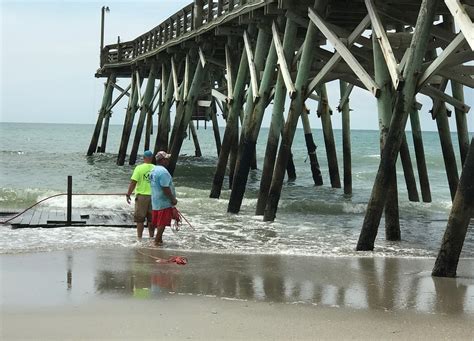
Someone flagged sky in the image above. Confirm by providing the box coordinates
[1,0,473,132]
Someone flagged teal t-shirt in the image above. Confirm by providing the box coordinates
[150,165,176,210]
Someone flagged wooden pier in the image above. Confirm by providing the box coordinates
[6,208,134,229]
[87,0,474,276]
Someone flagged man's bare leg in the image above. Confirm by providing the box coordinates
[136,222,145,240]
[147,213,154,238]
[154,226,165,246]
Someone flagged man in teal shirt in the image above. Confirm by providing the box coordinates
[150,151,178,246]
[126,150,155,240]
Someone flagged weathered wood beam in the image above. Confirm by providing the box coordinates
[210,27,254,199]
[272,21,296,98]
[307,16,370,97]
[225,45,234,101]
[308,8,380,97]
[432,137,474,277]
[256,18,298,215]
[228,26,273,213]
[418,32,467,88]
[365,0,403,89]
[111,83,130,98]
[444,0,474,50]
[88,74,116,155]
[264,12,319,222]
[117,73,141,165]
[243,30,260,100]
[338,83,354,111]
[420,85,471,113]
[106,83,131,112]
[357,0,440,251]
[171,57,180,101]
[129,64,158,165]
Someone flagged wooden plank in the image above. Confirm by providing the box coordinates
[225,45,234,100]
[309,8,379,97]
[272,21,296,97]
[418,32,467,88]
[306,14,371,96]
[365,0,403,89]
[445,0,474,50]
[243,30,260,100]
[171,57,180,101]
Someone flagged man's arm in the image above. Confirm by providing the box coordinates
[126,180,137,204]
[162,187,178,206]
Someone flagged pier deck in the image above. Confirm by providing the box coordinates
[6,209,134,229]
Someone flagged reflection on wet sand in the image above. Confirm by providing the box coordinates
[87,249,474,316]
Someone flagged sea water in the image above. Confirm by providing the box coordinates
[0,122,472,257]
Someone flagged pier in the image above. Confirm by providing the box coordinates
[87,0,473,276]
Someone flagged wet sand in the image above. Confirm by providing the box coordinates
[1,248,473,340]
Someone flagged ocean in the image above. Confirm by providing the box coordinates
[1,122,472,258]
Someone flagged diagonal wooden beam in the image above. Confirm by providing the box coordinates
[418,32,467,88]
[225,45,234,101]
[338,83,354,111]
[107,83,131,112]
[308,8,380,97]
[307,15,370,96]
[135,70,143,107]
[183,55,190,100]
[171,57,180,101]
[438,69,474,88]
[243,30,260,100]
[421,85,471,113]
[111,83,130,98]
[445,0,474,50]
[272,21,296,98]
[365,0,403,89]
[198,47,207,67]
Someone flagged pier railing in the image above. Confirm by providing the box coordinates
[100,0,267,67]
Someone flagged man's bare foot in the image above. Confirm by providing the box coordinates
[154,240,163,247]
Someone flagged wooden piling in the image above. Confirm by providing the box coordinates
[228,27,274,214]
[264,17,318,222]
[301,106,323,186]
[373,34,400,241]
[87,73,116,156]
[117,73,141,165]
[399,135,420,202]
[98,79,115,153]
[357,0,439,250]
[451,81,470,165]
[154,66,175,153]
[409,108,432,202]
[340,81,352,195]
[317,84,341,188]
[129,64,157,165]
[434,103,459,201]
[255,18,298,215]
[210,100,222,156]
[432,137,474,278]
[189,120,202,157]
[209,32,251,198]
[168,55,207,175]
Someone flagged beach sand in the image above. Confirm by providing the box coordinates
[1,247,473,340]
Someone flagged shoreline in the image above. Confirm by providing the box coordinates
[1,248,473,339]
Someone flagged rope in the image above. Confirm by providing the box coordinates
[136,249,187,265]
[0,192,126,225]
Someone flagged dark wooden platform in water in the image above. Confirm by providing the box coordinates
[6,208,135,229]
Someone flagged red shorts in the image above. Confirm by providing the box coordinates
[152,207,174,227]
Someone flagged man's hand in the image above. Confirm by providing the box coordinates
[126,194,132,204]
[171,198,178,206]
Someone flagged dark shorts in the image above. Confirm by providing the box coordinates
[134,194,152,223]
[152,207,174,227]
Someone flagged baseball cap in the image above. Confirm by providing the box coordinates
[143,150,153,158]
[156,151,171,161]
